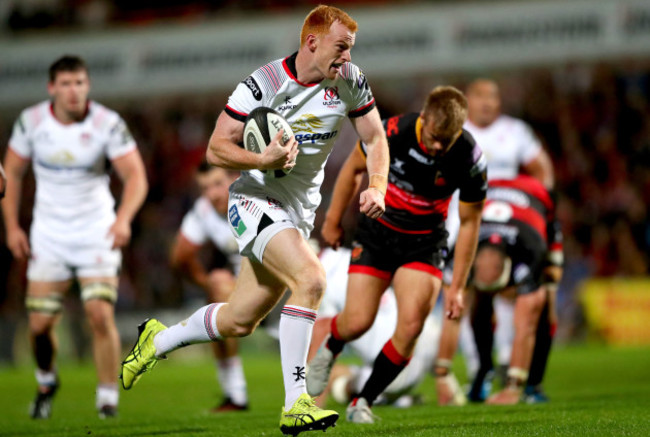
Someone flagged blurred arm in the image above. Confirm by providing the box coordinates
[523,149,554,189]
[321,146,366,249]
[1,149,31,259]
[170,232,210,291]
[110,149,149,249]
[446,200,484,319]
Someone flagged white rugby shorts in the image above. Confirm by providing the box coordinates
[27,227,121,281]
[227,178,311,263]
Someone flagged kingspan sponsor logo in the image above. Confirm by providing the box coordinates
[290,114,338,145]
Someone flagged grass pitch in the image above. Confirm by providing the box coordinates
[1,342,648,436]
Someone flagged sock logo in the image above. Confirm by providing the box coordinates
[293,366,305,382]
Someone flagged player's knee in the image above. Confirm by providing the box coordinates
[28,317,55,337]
[229,319,258,337]
[397,319,425,344]
[293,266,327,304]
[345,314,375,338]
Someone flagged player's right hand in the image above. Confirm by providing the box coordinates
[260,130,298,171]
[6,227,30,260]
[321,218,344,250]
[359,188,385,219]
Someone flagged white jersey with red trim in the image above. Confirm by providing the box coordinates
[463,114,541,181]
[180,196,242,274]
[8,100,136,241]
[225,53,375,231]
[446,114,542,247]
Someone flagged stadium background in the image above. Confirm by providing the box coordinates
[1,0,650,365]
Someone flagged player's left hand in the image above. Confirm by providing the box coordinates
[108,218,131,249]
[445,288,464,320]
[359,188,385,219]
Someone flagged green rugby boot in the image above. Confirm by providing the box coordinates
[120,318,167,390]
[280,393,339,436]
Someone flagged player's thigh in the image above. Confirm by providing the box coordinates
[393,268,441,335]
[226,257,287,327]
[261,228,326,296]
[26,280,72,333]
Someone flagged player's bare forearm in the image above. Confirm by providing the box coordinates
[524,149,554,189]
[113,151,148,226]
[206,111,298,171]
[1,150,29,231]
[170,235,210,290]
[324,148,366,226]
[448,200,484,314]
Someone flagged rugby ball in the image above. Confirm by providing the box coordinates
[243,107,295,176]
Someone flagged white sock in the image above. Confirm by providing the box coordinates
[217,356,248,406]
[96,384,119,409]
[279,305,316,410]
[35,368,57,387]
[154,303,224,357]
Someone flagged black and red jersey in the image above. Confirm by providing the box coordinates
[482,175,562,255]
[359,112,487,234]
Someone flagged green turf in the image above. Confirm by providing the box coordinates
[1,342,649,436]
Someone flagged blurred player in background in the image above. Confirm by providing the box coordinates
[120,5,389,435]
[307,86,486,423]
[437,78,556,403]
[1,55,148,419]
[169,161,248,412]
[309,246,441,408]
[467,175,562,404]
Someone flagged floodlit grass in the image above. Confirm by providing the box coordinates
[1,341,648,436]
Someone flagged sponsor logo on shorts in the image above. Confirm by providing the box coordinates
[351,243,363,261]
[243,76,262,101]
[228,205,247,236]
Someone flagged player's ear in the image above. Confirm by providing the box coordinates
[306,34,318,52]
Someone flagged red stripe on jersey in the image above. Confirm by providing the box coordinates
[385,183,451,216]
[402,262,443,278]
[349,98,375,115]
[490,176,553,212]
[348,265,392,281]
[376,217,432,234]
[225,105,248,117]
[261,64,281,92]
[506,202,547,240]
[282,56,319,87]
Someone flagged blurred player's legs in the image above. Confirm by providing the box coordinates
[488,287,546,405]
[493,294,515,386]
[524,298,554,403]
[212,340,248,411]
[79,277,121,418]
[26,280,69,419]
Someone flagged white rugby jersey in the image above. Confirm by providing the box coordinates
[446,115,542,247]
[180,196,242,274]
[9,100,136,240]
[225,53,375,218]
[464,114,541,181]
